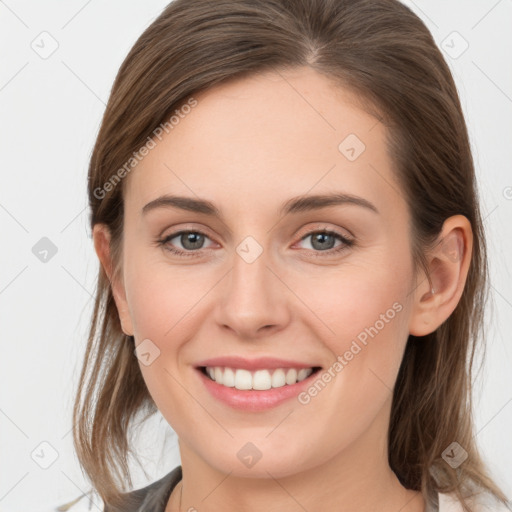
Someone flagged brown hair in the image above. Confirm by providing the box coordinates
[72,0,510,509]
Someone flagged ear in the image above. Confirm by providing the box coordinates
[408,215,473,336]
[92,223,134,336]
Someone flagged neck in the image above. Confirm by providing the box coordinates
[173,456,422,512]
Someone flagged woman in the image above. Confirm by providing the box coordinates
[69,0,511,511]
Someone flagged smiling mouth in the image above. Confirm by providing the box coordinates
[199,366,322,390]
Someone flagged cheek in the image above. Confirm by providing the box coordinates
[126,265,199,418]
[294,254,412,422]
[123,257,213,400]
[298,260,410,353]
[124,252,208,340]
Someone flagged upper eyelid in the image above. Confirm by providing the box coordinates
[295,222,354,240]
[160,219,353,238]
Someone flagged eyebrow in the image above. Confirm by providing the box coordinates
[141,192,379,218]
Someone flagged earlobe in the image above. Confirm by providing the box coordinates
[408,215,473,336]
[92,224,134,337]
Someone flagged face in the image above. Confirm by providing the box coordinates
[103,66,421,478]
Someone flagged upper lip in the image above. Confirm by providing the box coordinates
[195,356,321,371]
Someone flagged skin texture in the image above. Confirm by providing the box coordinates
[93,66,473,512]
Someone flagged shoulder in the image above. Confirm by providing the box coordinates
[104,466,182,512]
[48,466,182,512]
[438,490,511,512]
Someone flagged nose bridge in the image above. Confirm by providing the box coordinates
[215,234,290,337]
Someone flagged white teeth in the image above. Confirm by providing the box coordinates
[234,369,252,390]
[223,367,235,387]
[271,369,286,388]
[253,370,272,390]
[297,368,311,381]
[204,366,314,390]
[285,368,297,385]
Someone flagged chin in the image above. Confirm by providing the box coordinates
[199,440,321,480]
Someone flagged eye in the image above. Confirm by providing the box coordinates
[157,230,215,258]
[156,228,355,258]
[295,229,354,257]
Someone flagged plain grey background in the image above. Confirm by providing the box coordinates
[0,1,511,510]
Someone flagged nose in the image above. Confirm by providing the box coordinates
[214,242,291,340]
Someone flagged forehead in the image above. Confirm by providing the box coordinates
[125,66,404,219]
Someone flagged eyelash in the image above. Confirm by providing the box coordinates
[156,228,355,259]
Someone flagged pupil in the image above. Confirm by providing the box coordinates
[182,232,204,250]
[312,233,334,250]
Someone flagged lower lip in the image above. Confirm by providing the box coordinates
[196,368,320,411]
